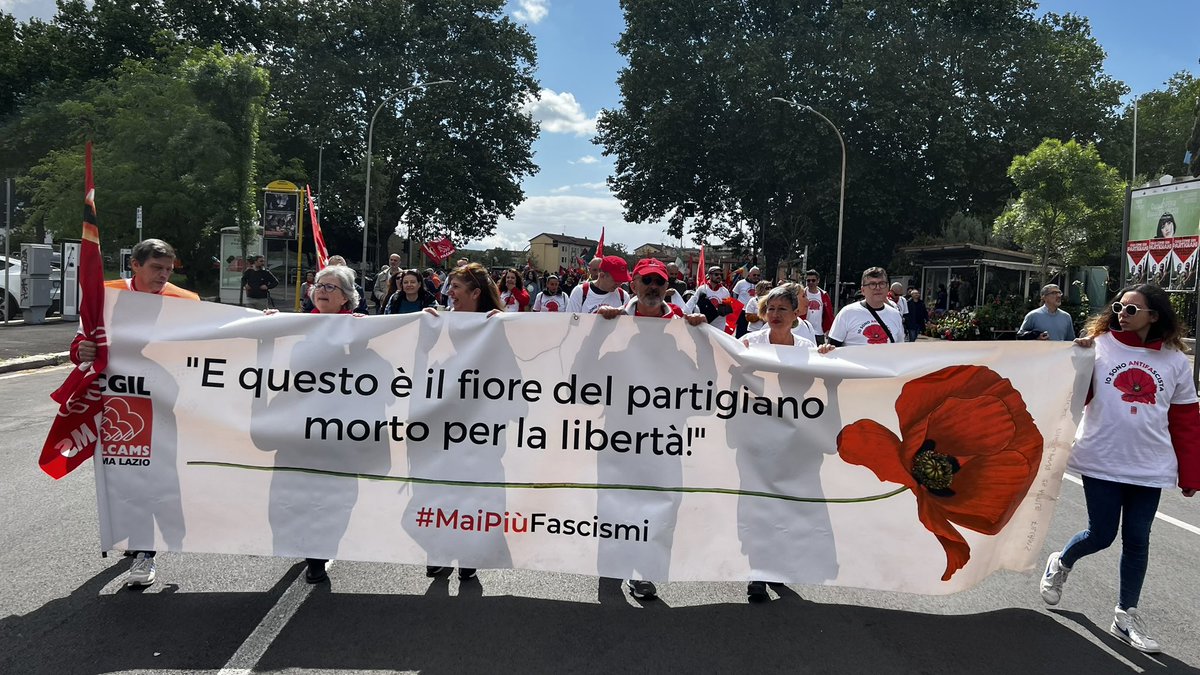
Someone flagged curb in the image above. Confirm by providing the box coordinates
[0,352,71,375]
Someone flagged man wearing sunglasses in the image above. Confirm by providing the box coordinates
[1017,284,1075,341]
[596,258,707,324]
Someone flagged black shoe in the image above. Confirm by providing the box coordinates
[747,581,769,602]
[305,561,329,584]
[458,567,477,580]
[627,579,657,599]
[426,565,451,577]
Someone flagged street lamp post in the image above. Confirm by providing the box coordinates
[362,79,453,280]
[771,97,847,310]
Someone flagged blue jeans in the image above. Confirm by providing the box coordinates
[1060,475,1161,609]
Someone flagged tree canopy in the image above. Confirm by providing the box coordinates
[993,139,1124,284]
[596,0,1128,278]
[0,0,539,275]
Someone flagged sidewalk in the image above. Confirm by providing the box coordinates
[0,318,77,373]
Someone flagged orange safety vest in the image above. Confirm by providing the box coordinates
[105,278,200,301]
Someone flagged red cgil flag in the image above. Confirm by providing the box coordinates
[696,244,706,288]
[39,143,108,479]
[595,227,605,258]
[305,185,329,269]
[421,237,457,265]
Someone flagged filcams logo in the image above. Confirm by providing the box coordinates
[100,374,153,467]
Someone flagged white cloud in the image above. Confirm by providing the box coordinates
[522,89,597,136]
[511,0,549,24]
[468,194,671,255]
[573,155,599,164]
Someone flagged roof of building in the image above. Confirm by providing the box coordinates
[530,232,599,248]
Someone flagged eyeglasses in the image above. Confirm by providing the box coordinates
[863,281,888,290]
[640,275,667,286]
[312,282,343,294]
[805,278,818,283]
[1112,302,1150,317]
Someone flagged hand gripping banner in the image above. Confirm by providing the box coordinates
[93,291,1093,594]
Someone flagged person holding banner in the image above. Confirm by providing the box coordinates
[826,267,904,346]
[1040,284,1199,653]
[567,256,631,315]
[740,284,819,351]
[593,258,707,600]
[72,238,199,588]
[419,263,510,580]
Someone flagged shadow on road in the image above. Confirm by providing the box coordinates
[0,559,302,674]
[3,563,1197,675]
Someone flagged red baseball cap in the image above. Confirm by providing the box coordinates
[599,255,631,283]
[631,258,668,281]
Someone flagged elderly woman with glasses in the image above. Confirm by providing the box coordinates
[1039,284,1199,653]
[307,265,361,315]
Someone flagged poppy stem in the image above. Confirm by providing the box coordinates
[823,485,910,503]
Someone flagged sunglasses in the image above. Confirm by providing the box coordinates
[312,282,343,293]
[1112,302,1150,317]
[640,275,667,286]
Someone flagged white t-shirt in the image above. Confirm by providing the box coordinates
[732,278,757,307]
[890,295,909,316]
[566,282,628,314]
[686,284,732,326]
[805,289,827,335]
[828,301,905,345]
[533,292,566,312]
[500,290,520,312]
[743,326,817,349]
[1069,332,1198,488]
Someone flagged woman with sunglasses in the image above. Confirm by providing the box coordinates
[1040,284,1199,653]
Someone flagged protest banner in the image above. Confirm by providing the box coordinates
[92,290,1092,594]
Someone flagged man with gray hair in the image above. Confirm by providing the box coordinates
[827,266,904,346]
[1017,284,1075,341]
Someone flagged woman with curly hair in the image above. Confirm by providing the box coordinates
[1039,284,1199,653]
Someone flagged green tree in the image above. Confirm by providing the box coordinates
[596,1,1125,280]
[994,139,1124,284]
[1103,72,1200,182]
[17,46,268,285]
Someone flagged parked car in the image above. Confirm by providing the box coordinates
[0,255,63,320]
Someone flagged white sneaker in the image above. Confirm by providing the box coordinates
[126,553,157,587]
[1110,607,1161,653]
[1039,551,1069,605]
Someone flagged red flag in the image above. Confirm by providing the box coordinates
[40,143,107,479]
[595,227,605,257]
[696,245,706,288]
[420,237,457,265]
[305,185,329,269]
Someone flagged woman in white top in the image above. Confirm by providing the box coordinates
[532,275,567,312]
[1039,284,1199,654]
[742,283,829,352]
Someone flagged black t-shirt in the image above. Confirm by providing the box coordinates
[241,268,278,298]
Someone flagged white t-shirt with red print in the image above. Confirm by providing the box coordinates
[1069,332,1198,488]
[805,290,827,336]
[533,291,566,312]
[828,301,905,345]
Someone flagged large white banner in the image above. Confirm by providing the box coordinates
[94,290,1093,594]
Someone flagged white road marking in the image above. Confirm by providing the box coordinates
[217,562,331,675]
[1062,473,1200,536]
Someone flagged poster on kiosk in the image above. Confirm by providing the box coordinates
[1127,179,1200,292]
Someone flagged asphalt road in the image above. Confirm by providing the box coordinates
[2,365,1199,675]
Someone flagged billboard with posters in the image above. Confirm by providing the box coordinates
[1127,179,1200,291]
[263,191,299,240]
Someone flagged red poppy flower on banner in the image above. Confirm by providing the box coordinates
[862,324,889,344]
[837,365,1043,581]
[1112,368,1156,405]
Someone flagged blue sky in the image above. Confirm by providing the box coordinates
[4,0,1198,251]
